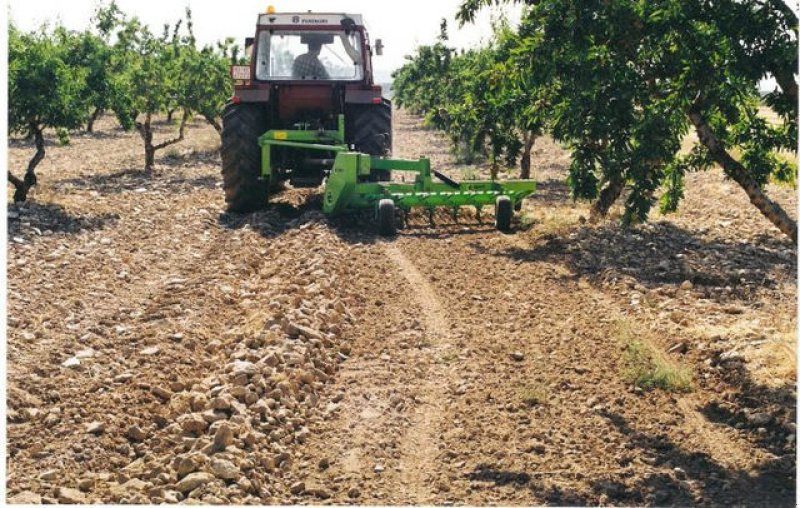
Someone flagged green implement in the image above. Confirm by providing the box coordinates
[258,115,536,236]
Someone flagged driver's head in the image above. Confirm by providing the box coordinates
[308,40,323,55]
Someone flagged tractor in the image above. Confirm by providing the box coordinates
[222,8,535,235]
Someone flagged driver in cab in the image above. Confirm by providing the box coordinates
[292,38,330,79]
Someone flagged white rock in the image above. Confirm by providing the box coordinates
[62,357,81,368]
[231,361,257,377]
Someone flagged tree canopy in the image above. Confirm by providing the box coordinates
[396,0,798,241]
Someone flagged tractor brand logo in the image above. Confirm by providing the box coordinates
[291,16,330,24]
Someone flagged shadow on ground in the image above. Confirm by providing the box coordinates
[698,352,796,458]
[55,165,219,195]
[475,221,795,302]
[7,202,119,241]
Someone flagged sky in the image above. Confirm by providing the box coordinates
[7,0,522,82]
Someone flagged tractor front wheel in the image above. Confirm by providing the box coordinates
[221,102,269,213]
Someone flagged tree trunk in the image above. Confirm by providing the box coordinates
[87,108,103,133]
[589,174,625,222]
[520,131,536,179]
[137,109,189,171]
[136,113,155,171]
[9,125,45,202]
[687,100,797,243]
[166,109,175,123]
[203,114,222,136]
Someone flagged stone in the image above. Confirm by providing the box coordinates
[210,459,239,480]
[62,357,80,368]
[55,487,87,504]
[680,280,694,290]
[163,490,182,503]
[287,323,324,341]
[231,361,257,377]
[347,486,361,499]
[175,472,215,493]
[746,412,772,427]
[78,478,95,492]
[75,348,95,359]
[178,413,209,434]
[289,482,305,495]
[152,385,173,400]
[308,487,331,499]
[122,478,149,491]
[8,491,41,504]
[212,423,234,451]
[374,463,385,473]
[86,421,105,434]
[174,453,207,476]
[39,469,59,481]
[211,395,232,411]
[141,346,160,355]
[127,425,147,442]
[510,351,524,362]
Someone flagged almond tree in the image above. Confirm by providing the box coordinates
[457,0,797,241]
[8,23,89,202]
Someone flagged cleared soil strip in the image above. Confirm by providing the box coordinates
[383,242,452,503]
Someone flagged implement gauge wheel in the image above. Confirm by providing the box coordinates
[377,199,397,237]
[495,195,513,232]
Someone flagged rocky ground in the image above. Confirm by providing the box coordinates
[6,109,796,505]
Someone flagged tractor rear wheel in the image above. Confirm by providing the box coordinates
[221,102,269,213]
[495,195,513,232]
[347,99,392,181]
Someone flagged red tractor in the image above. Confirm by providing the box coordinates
[222,8,392,212]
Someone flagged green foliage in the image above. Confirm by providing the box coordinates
[398,0,797,235]
[393,18,541,177]
[8,22,90,136]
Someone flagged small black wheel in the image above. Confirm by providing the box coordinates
[495,195,513,232]
[377,199,396,236]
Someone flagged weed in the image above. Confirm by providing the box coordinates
[519,212,536,228]
[439,352,458,364]
[164,148,181,161]
[618,321,693,393]
[461,165,479,180]
[520,384,547,406]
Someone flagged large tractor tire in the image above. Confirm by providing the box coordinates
[221,102,269,213]
[346,99,392,181]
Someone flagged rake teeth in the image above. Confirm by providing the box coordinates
[451,206,460,223]
[427,208,435,227]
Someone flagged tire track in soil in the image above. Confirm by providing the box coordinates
[382,242,452,503]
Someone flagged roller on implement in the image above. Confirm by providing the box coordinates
[222,8,535,235]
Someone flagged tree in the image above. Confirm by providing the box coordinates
[106,14,190,171]
[179,8,234,136]
[456,0,797,241]
[393,19,542,177]
[8,23,89,202]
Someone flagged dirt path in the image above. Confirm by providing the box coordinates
[7,110,796,505]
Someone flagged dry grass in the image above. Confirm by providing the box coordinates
[749,318,797,388]
[617,321,694,393]
[519,383,547,406]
